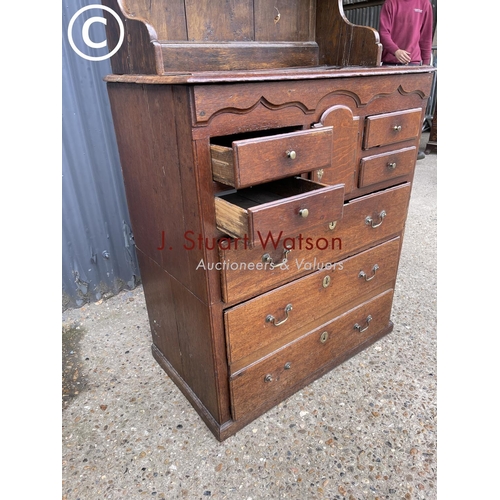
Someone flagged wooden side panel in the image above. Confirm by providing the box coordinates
[316,0,381,66]
[120,0,188,40]
[135,249,183,377]
[102,0,160,75]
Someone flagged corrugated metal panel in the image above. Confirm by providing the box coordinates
[344,5,383,31]
[62,1,139,309]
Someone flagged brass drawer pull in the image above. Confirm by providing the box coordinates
[359,264,379,281]
[266,304,293,326]
[365,210,386,228]
[354,315,372,333]
[299,208,309,218]
[393,125,402,132]
[262,247,291,270]
[387,162,397,170]
[286,150,297,159]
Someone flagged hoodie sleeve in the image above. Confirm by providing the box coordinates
[379,1,400,56]
[419,3,434,65]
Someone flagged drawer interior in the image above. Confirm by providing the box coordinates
[215,176,344,244]
[211,126,303,149]
[218,176,323,210]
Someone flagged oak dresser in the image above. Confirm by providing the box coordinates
[103,0,434,440]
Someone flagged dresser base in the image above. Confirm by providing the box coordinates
[153,321,393,441]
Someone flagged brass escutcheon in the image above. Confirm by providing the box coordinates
[322,275,331,288]
[328,221,337,231]
[320,331,329,343]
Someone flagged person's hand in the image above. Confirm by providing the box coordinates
[395,49,411,64]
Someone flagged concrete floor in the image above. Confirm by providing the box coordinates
[62,133,437,500]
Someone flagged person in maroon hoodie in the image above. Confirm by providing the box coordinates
[379,0,433,66]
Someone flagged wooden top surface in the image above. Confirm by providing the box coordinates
[104,65,436,85]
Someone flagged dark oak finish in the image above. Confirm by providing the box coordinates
[230,288,394,420]
[102,0,382,74]
[219,182,412,305]
[104,0,434,440]
[224,237,400,368]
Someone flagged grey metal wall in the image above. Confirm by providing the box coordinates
[62,1,139,309]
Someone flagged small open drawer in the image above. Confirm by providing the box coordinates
[210,127,333,189]
[215,177,344,246]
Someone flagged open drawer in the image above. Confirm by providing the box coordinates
[215,177,344,247]
[211,127,333,189]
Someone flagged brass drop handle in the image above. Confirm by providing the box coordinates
[365,210,386,228]
[299,208,309,218]
[359,264,379,281]
[262,247,291,270]
[286,150,297,159]
[387,162,397,170]
[354,315,372,333]
[266,304,293,327]
[393,125,402,132]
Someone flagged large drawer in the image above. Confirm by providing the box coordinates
[220,183,411,304]
[224,237,401,367]
[211,127,333,189]
[363,108,422,149]
[230,289,394,421]
[215,177,344,246]
[359,146,417,188]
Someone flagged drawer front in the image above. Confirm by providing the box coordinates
[224,237,401,366]
[211,127,333,189]
[230,289,394,421]
[215,178,344,245]
[359,146,417,188]
[220,183,411,304]
[364,108,422,149]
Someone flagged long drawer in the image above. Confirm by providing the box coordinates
[230,288,394,421]
[224,237,401,367]
[220,183,411,304]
